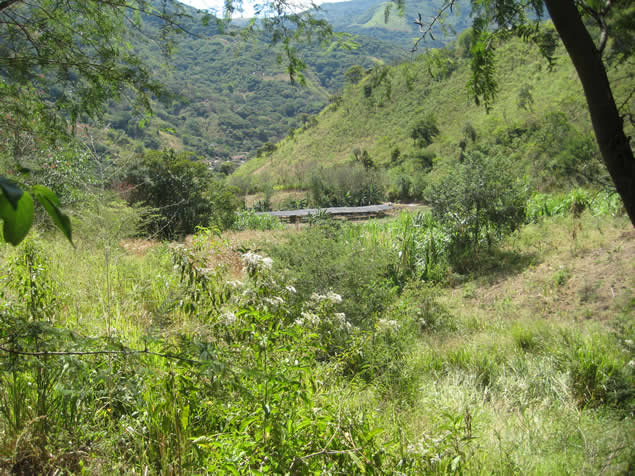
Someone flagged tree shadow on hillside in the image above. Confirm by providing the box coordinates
[450,248,540,286]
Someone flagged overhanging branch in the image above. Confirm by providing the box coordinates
[0,0,22,14]
[412,0,457,53]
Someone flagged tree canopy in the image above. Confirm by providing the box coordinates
[0,0,197,244]
[408,0,634,224]
[0,0,333,244]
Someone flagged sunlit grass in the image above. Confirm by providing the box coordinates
[0,203,632,473]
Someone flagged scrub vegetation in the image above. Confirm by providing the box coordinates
[0,190,632,474]
[0,1,632,474]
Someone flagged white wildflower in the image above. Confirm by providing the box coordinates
[242,288,255,298]
[261,257,273,269]
[376,318,401,333]
[310,291,342,304]
[226,280,243,288]
[310,292,323,302]
[326,291,342,304]
[301,311,321,326]
[330,312,352,332]
[221,311,237,325]
[333,312,346,321]
[242,251,262,266]
[242,251,274,273]
[263,296,284,308]
[285,285,296,294]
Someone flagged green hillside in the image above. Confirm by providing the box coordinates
[90,7,407,164]
[230,22,633,202]
[319,0,472,48]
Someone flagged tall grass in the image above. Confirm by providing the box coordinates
[527,188,625,222]
[0,202,632,474]
[232,209,284,231]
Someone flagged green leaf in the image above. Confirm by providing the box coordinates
[180,404,189,431]
[349,451,365,471]
[32,185,73,245]
[0,176,24,209]
[0,190,34,245]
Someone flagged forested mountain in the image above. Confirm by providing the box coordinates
[93,1,474,164]
[93,4,408,165]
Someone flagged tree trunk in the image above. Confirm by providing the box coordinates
[544,0,634,225]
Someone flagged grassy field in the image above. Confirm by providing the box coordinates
[0,195,632,474]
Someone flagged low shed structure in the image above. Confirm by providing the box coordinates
[256,204,393,223]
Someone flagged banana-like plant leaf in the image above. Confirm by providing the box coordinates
[0,190,34,245]
[32,185,73,245]
[0,176,24,209]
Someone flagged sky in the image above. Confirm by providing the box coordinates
[180,0,349,18]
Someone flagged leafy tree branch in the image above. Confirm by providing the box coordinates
[405,0,634,224]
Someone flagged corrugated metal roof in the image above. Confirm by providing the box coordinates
[256,204,393,218]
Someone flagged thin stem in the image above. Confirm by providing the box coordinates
[0,344,207,365]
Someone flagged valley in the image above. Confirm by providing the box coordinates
[0,1,632,474]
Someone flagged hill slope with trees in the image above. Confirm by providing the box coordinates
[318,0,472,48]
[230,21,632,206]
[93,6,408,164]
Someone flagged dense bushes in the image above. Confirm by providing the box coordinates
[0,200,631,473]
[122,149,242,238]
[427,152,529,264]
[526,188,625,221]
[308,163,385,207]
[566,335,633,411]
[265,221,396,327]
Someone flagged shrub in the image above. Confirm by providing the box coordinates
[526,189,626,222]
[567,336,633,411]
[386,281,454,334]
[386,212,451,284]
[344,64,365,84]
[207,183,243,231]
[265,223,396,327]
[410,114,440,148]
[352,148,375,170]
[342,282,453,386]
[123,149,241,238]
[387,174,413,202]
[232,210,284,231]
[427,151,529,267]
[308,163,385,207]
[25,144,97,206]
[536,112,607,187]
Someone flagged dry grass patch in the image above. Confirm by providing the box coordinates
[446,215,633,325]
[244,189,308,209]
[121,238,158,256]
